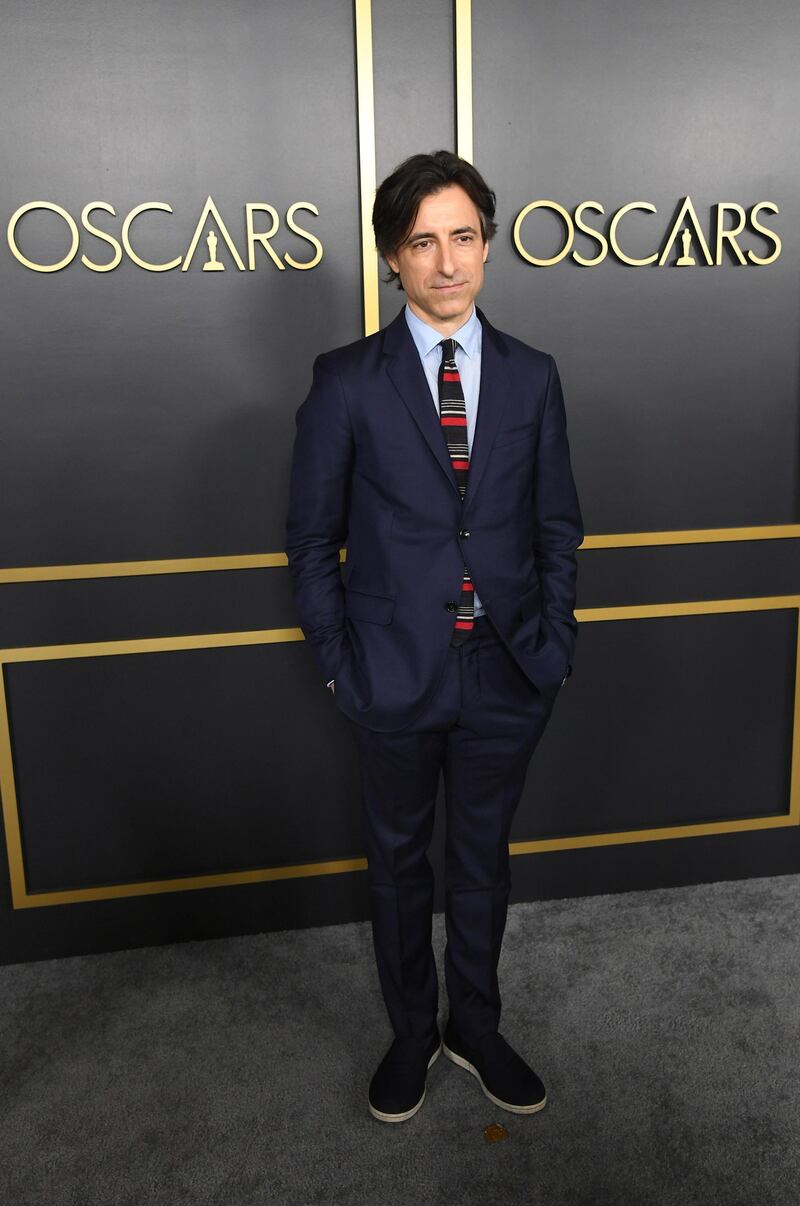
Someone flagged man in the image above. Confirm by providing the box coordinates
[285,150,583,1123]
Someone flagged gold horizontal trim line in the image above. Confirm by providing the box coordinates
[576,594,800,623]
[13,856,369,910]
[510,811,798,855]
[0,627,306,664]
[0,552,291,584]
[0,525,797,583]
[2,596,795,665]
[18,810,794,909]
[581,524,800,549]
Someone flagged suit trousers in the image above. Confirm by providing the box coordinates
[345,613,556,1045]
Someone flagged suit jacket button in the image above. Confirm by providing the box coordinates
[458,528,470,538]
[445,600,457,612]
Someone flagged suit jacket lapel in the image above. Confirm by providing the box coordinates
[381,303,514,511]
[463,306,513,517]
[383,308,461,497]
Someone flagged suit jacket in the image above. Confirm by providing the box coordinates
[284,304,584,732]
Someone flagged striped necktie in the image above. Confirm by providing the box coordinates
[437,337,474,631]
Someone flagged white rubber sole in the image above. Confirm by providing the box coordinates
[442,1040,547,1115]
[368,1043,442,1123]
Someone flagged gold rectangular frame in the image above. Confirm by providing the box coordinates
[0,594,797,909]
[511,595,800,855]
[0,624,364,910]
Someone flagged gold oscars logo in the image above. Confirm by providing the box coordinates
[675,229,696,266]
[512,197,781,267]
[5,196,324,273]
[202,230,225,272]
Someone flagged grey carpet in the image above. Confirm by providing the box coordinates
[1,873,799,1205]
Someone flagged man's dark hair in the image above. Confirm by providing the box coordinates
[372,149,498,288]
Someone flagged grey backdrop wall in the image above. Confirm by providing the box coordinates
[1,0,798,964]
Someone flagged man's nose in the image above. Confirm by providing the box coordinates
[436,242,455,276]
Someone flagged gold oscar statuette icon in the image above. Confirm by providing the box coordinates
[675,227,695,266]
[202,229,225,271]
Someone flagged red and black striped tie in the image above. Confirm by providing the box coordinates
[437,337,474,631]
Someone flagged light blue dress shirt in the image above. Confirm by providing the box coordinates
[327,303,486,688]
[403,302,485,617]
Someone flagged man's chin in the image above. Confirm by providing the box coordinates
[429,290,473,315]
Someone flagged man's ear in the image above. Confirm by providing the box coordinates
[482,239,489,263]
[386,252,399,275]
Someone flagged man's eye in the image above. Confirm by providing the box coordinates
[414,240,430,250]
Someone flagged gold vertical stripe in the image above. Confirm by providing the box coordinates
[790,610,800,823]
[354,0,379,336]
[454,0,473,162]
[0,667,27,906]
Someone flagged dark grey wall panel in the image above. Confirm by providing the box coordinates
[472,0,800,532]
[8,643,361,892]
[522,608,796,835]
[0,0,361,566]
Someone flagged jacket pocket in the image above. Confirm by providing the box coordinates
[344,587,396,625]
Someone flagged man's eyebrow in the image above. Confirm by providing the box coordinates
[404,225,479,244]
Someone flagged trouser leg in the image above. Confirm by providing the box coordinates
[442,626,554,1043]
[348,716,449,1041]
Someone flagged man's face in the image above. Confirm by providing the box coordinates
[385,183,490,335]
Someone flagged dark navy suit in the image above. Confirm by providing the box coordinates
[285,304,583,1042]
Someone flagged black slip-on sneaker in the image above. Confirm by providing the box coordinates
[442,1020,547,1114]
[368,1032,442,1123]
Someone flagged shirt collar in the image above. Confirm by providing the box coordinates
[403,302,482,363]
